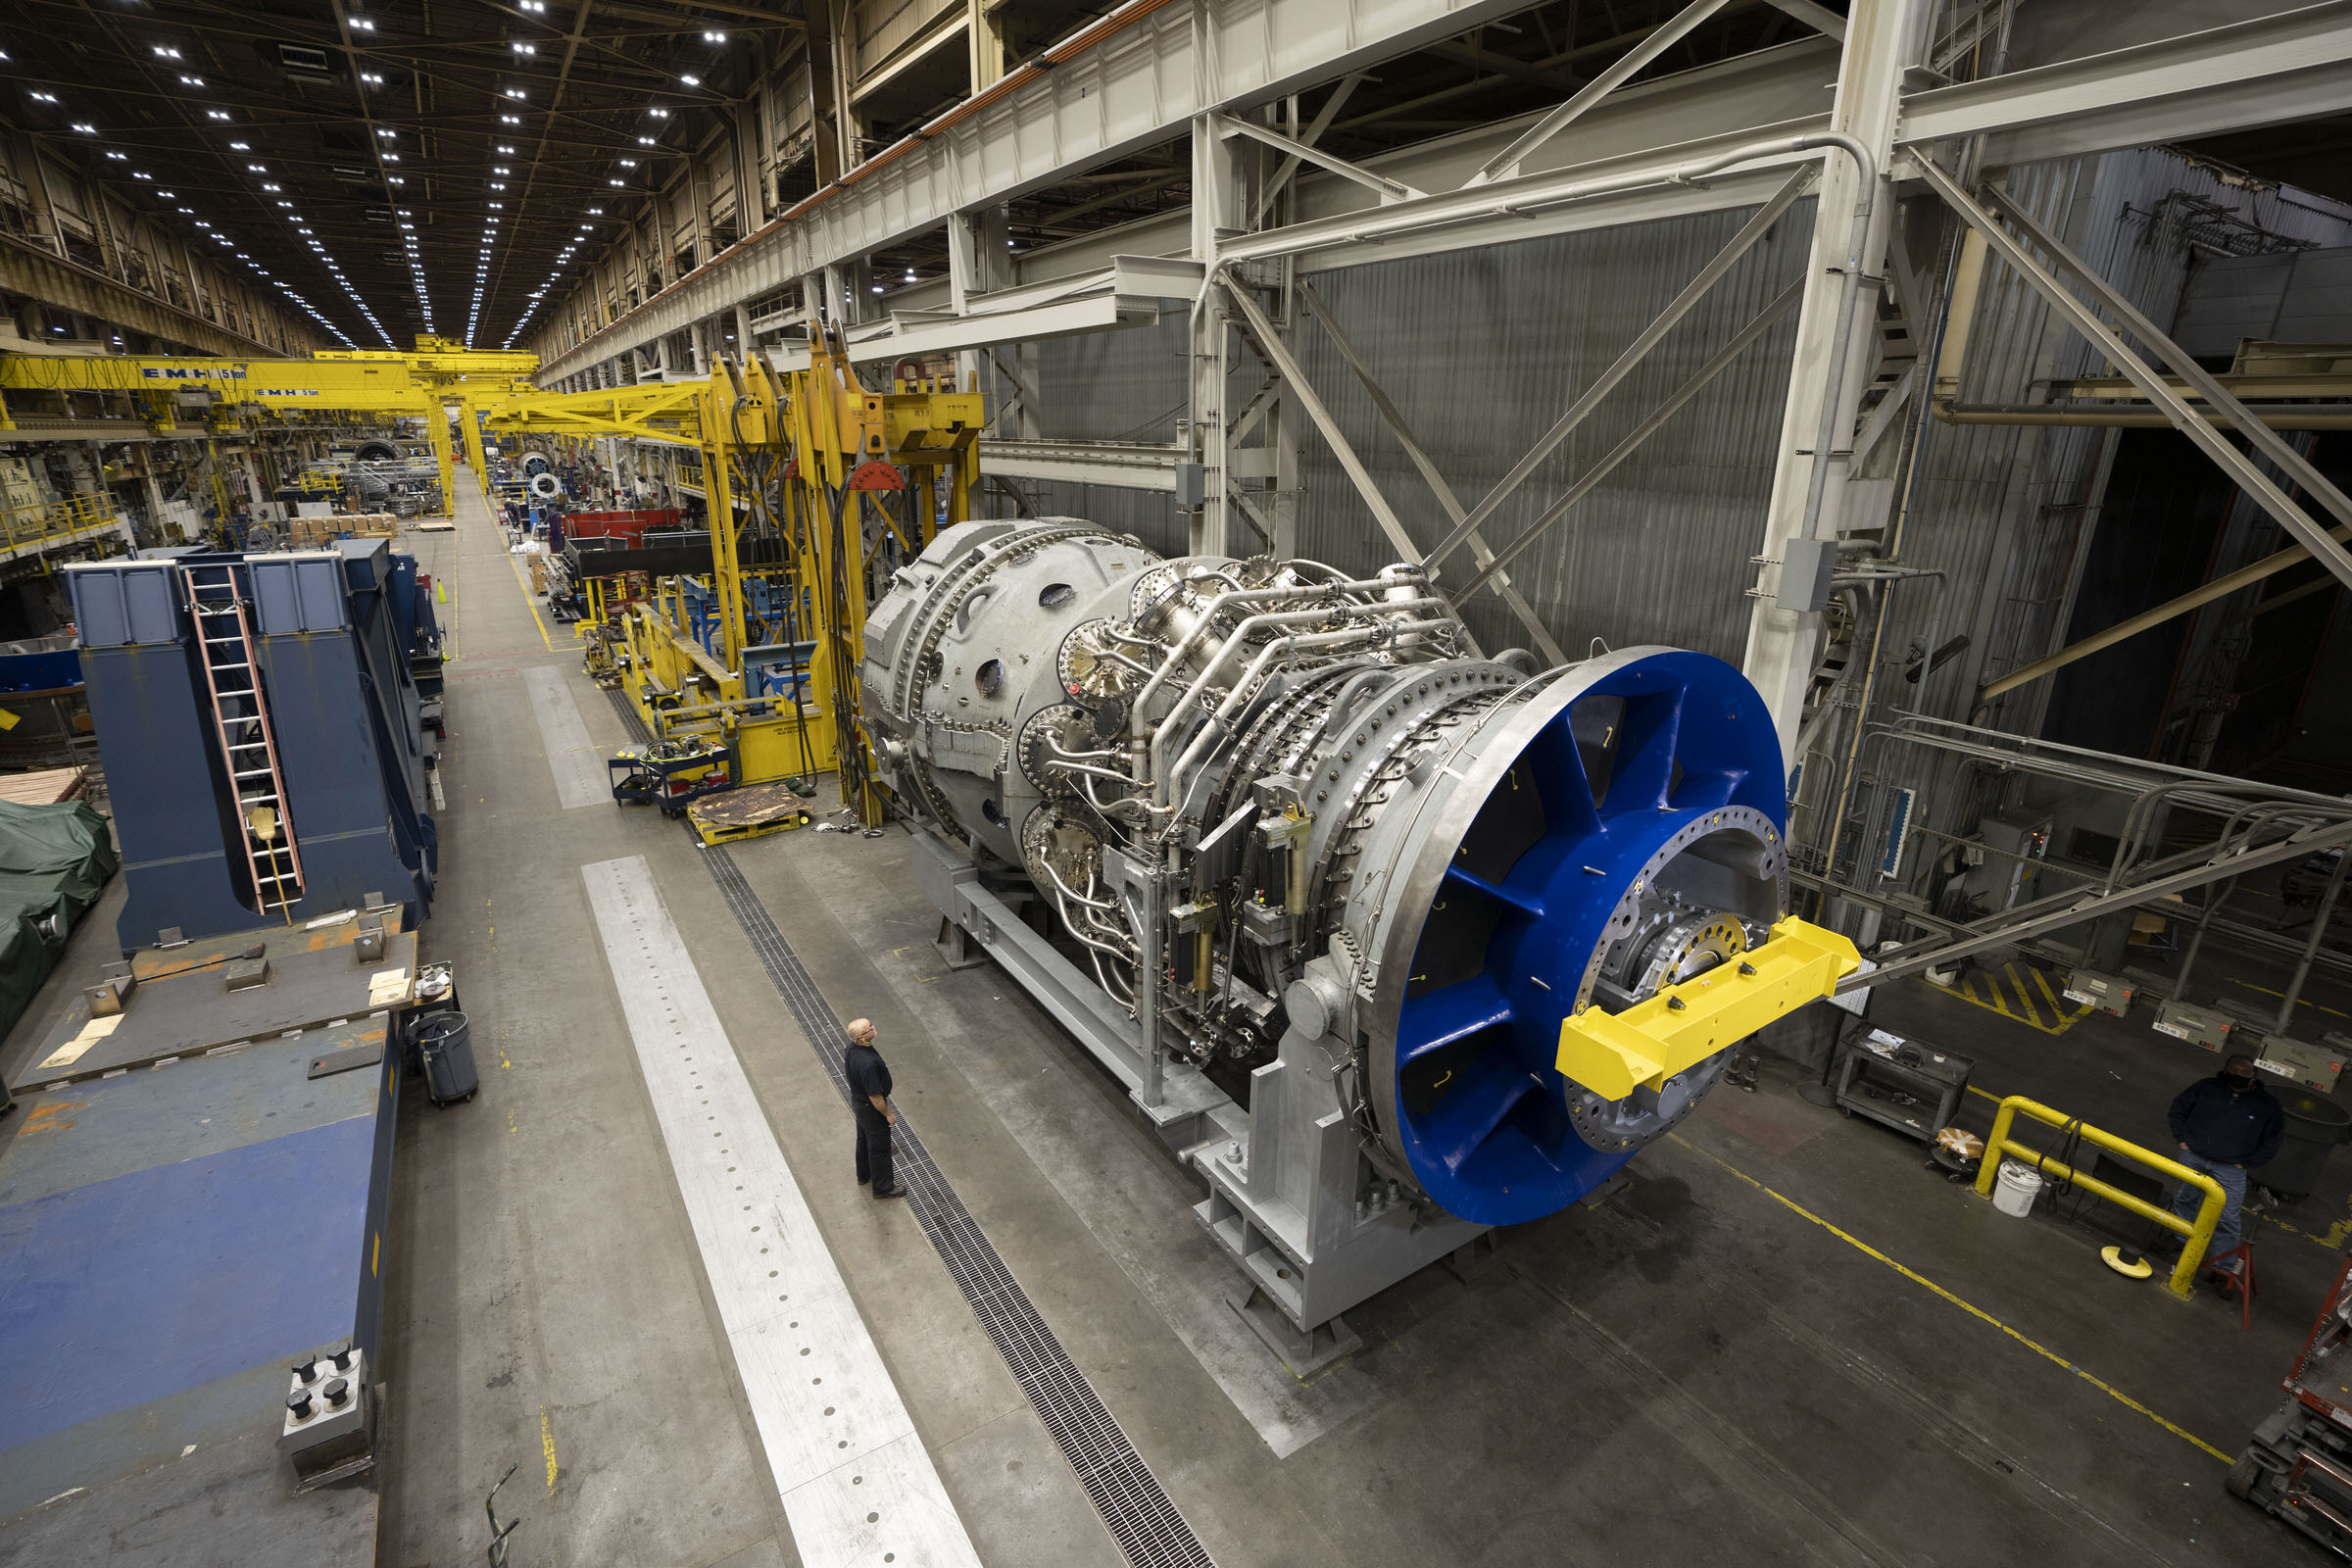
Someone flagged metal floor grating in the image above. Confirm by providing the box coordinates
[605,690,1217,1568]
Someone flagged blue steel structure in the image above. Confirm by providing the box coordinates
[67,542,437,948]
[384,549,445,698]
[0,918,409,1561]
[681,571,816,701]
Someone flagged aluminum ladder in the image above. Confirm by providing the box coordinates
[182,564,305,914]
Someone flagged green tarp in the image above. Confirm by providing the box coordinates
[0,800,118,1054]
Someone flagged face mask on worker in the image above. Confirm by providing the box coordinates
[2223,1071,2257,1093]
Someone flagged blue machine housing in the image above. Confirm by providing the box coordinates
[384,549,445,697]
[67,543,437,949]
[0,637,81,693]
[1391,651,1788,1226]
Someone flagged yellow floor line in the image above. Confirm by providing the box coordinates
[1671,1135,2232,1463]
[2005,964,2045,1030]
[1930,967,2089,1038]
[2227,975,2348,1019]
[2030,963,2065,1018]
[506,550,554,652]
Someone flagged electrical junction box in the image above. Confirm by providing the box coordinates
[1775,536,1838,612]
[2260,1034,2348,1094]
[2063,968,2133,1016]
[2152,999,2233,1052]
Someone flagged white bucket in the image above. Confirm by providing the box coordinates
[1992,1160,2044,1218]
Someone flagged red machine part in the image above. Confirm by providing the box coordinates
[2288,1254,2352,1418]
[564,509,682,547]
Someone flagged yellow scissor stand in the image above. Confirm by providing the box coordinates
[1556,916,1862,1101]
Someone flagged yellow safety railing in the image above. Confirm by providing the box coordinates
[0,492,125,551]
[1974,1095,2227,1300]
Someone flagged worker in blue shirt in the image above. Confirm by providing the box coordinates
[2163,1054,2285,1273]
[845,1018,905,1200]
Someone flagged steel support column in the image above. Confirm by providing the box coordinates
[1741,0,1924,757]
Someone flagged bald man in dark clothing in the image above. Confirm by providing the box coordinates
[845,1017,904,1200]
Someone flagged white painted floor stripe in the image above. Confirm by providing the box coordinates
[582,857,982,1568]
[525,665,609,809]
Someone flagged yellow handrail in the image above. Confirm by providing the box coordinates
[1974,1094,2227,1300]
[0,492,125,550]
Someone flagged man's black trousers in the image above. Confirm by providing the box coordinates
[855,1102,894,1191]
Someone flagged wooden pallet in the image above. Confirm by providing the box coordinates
[286,512,400,548]
[0,765,86,805]
[687,781,816,846]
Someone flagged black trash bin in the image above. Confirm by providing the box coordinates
[2262,1085,2350,1200]
[414,1012,477,1106]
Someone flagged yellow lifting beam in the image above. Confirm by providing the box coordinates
[1556,916,1862,1101]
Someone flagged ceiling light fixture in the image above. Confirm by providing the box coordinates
[679,74,701,87]
[207,109,229,121]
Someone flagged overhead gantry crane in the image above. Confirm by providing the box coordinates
[0,337,545,518]
[476,327,983,819]
[313,335,540,494]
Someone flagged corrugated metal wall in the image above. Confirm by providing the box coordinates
[1295,203,1811,662]
[1883,150,2352,745]
[997,146,2352,720]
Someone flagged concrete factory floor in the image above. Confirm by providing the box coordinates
[2,483,2339,1567]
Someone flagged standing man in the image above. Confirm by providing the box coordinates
[2165,1054,2285,1273]
[845,1018,905,1200]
